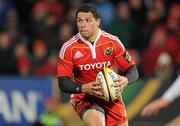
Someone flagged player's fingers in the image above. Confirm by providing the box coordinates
[147,109,155,116]
[116,84,125,93]
[141,107,150,116]
[114,77,122,82]
[142,111,151,117]
[114,75,125,81]
[116,88,123,95]
[153,110,159,116]
[92,81,101,86]
[92,85,102,90]
[114,81,125,87]
[141,107,156,116]
[93,90,103,97]
[88,82,101,92]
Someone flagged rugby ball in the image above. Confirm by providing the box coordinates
[96,68,119,101]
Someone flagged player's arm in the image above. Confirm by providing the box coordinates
[141,97,170,116]
[113,37,138,84]
[114,62,138,87]
[58,77,82,93]
[58,77,103,96]
[114,65,138,93]
[57,43,83,93]
[141,74,180,116]
[162,75,180,103]
[112,37,138,94]
[57,58,102,95]
[125,65,139,84]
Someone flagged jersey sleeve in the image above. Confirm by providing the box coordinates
[113,37,135,71]
[56,44,73,77]
[162,75,180,103]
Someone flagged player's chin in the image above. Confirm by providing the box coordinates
[80,33,90,38]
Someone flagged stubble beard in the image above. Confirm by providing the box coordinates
[81,32,94,41]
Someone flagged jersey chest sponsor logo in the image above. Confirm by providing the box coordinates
[79,61,111,70]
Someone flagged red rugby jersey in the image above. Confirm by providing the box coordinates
[57,29,135,85]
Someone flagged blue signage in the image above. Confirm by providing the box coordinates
[0,77,53,126]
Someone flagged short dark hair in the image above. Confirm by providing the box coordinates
[76,4,100,19]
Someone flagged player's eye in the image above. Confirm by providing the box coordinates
[86,19,92,23]
[77,19,83,23]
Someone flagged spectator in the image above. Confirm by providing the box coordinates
[155,52,173,80]
[32,0,64,24]
[31,39,48,76]
[0,0,15,27]
[4,9,21,42]
[128,0,146,26]
[33,97,64,126]
[14,42,31,76]
[56,22,75,50]
[141,26,178,76]
[0,30,19,75]
[94,0,116,27]
[134,7,162,53]
[106,1,137,48]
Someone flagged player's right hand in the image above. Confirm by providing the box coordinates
[81,81,104,98]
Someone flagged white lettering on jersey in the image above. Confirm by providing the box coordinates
[79,61,111,70]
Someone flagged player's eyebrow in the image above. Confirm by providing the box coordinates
[77,17,93,19]
[85,17,93,19]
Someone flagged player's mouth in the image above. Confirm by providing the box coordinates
[80,30,88,33]
[80,30,89,36]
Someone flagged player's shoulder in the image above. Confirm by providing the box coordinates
[101,30,119,41]
[101,30,124,48]
[61,34,80,49]
[59,34,79,58]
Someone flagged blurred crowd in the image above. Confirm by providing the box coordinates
[32,97,84,126]
[0,0,179,78]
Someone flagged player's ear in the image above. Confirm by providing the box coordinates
[96,18,100,27]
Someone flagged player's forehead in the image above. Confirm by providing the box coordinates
[77,12,95,19]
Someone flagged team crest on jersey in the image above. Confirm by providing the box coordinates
[104,47,113,55]
[123,51,132,62]
[74,51,83,59]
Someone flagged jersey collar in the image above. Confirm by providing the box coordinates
[78,29,102,44]
[78,29,101,59]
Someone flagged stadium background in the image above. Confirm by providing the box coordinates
[0,0,179,126]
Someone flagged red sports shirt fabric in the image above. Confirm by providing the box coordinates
[57,29,134,85]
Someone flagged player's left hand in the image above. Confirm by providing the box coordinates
[113,75,128,94]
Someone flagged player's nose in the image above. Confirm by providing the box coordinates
[80,21,88,27]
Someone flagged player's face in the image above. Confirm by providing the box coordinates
[77,12,100,41]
